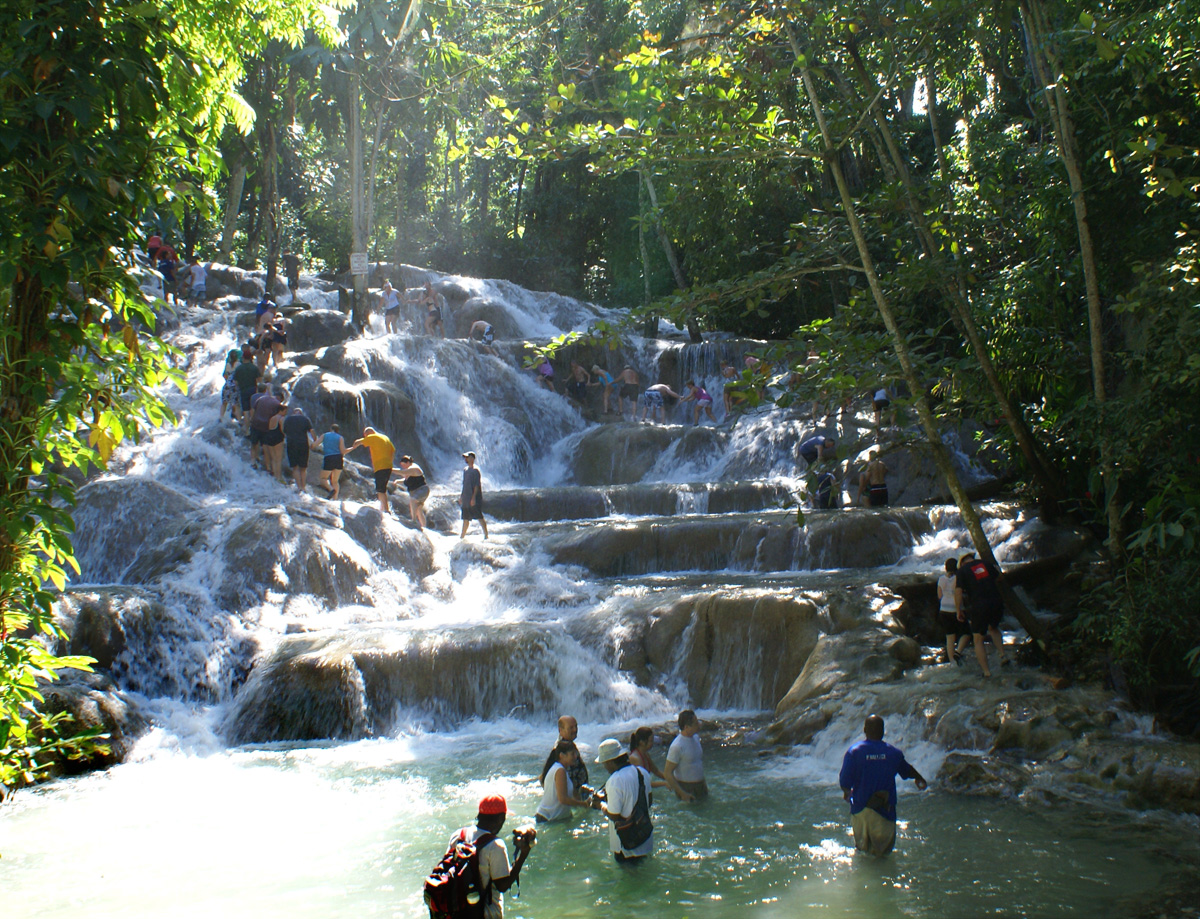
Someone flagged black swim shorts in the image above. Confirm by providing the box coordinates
[967,599,1003,635]
[938,611,967,637]
[323,454,344,471]
[286,442,309,469]
[239,389,255,411]
[868,484,889,507]
[373,468,392,495]
[248,426,264,445]
[261,427,284,447]
[461,498,485,520]
[620,382,638,399]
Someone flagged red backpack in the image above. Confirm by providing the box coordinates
[424,830,496,918]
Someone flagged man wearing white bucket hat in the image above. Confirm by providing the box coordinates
[596,737,654,863]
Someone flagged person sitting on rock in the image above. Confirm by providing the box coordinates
[680,380,717,425]
[589,365,615,414]
[614,366,640,416]
[640,383,681,424]
[857,453,889,507]
[469,319,498,356]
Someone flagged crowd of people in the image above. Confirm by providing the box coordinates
[432,710,926,917]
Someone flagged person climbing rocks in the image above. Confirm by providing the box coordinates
[157,243,178,306]
[349,426,397,516]
[681,380,717,425]
[248,383,281,470]
[469,319,498,356]
[186,256,207,307]
[938,557,971,666]
[421,281,445,337]
[263,399,288,481]
[873,385,892,429]
[218,345,242,423]
[398,455,430,530]
[955,553,1013,677]
[589,365,615,414]
[268,314,289,369]
[813,470,839,509]
[640,383,681,424]
[460,450,488,538]
[536,740,597,823]
[532,354,555,391]
[380,280,402,334]
[283,252,302,304]
[664,709,707,803]
[839,714,928,857]
[439,794,535,919]
[319,423,347,499]
[596,738,655,864]
[231,350,262,432]
[567,361,591,403]
[614,366,640,416]
[798,434,836,467]
[539,715,590,795]
[857,453,889,507]
[282,405,316,493]
[255,295,276,332]
[720,361,742,418]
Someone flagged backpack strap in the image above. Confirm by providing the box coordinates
[470,832,498,903]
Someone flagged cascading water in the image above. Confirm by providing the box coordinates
[4,263,1198,919]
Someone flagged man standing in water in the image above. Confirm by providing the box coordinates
[349,426,396,516]
[839,714,928,856]
[597,738,654,864]
[439,794,535,919]
[664,709,708,802]
[539,715,590,794]
[460,450,488,538]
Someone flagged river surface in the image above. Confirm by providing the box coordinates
[3,713,1195,918]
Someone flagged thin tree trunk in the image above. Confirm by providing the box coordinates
[925,66,950,181]
[394,150,407,275]
[365,100,387,246]
[219,159,247,265]
[348,59,368,330]
[845,51,1066,508]
[1021,0,1120,553]
[244,182,261,269]
[513,161,526,237]
[642,170,699,342]
[793,51,1047,646]
[263,120,280,295]
[638,169,657,339]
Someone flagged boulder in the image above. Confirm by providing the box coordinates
[288,309,357,351]
[36,670,149,770]
[204,263,266,300]
[452,297,523,341]
[71,478,199,583]
[937,752,1031,798]
[569,423,679,485]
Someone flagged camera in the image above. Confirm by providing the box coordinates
[512,826,537,848]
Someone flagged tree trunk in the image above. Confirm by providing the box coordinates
[925,66,950,181]
[642,170,699,342]
[218,158,247,265]
[513,161,526,237]
[794,53,1047,647]
[394,150,407,276]
[243,182,261,269]
[365,100,387,247]
[637,169,658,339]
[263,120,280,295]
[348,58,368,330]
[1020,0,1121,553]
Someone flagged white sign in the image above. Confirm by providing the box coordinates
[349,252,369,275]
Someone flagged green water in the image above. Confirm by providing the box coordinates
[1,726,1193,918]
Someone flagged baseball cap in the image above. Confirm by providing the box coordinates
[462,451,476,460]
[595,738,624,763]
[478,794,508,816]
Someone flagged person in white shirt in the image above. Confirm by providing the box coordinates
[596,737,654,863]
[380,280,402,334]
[664,709,708,802]
[937,557,970,666]
[536,740,595,822]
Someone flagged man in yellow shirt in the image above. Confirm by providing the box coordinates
[349,426,396,515]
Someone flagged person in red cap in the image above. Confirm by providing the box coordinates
[441,794,535,919]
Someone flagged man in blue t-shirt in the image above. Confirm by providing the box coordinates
[838,714,927,856]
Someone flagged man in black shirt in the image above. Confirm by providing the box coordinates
[539,715,591,798]
[955,553,1013,677]
[281,406,316,493]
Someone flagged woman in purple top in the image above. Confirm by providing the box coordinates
[681,380,717,425]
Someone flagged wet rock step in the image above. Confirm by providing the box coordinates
[474,480,793,523]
